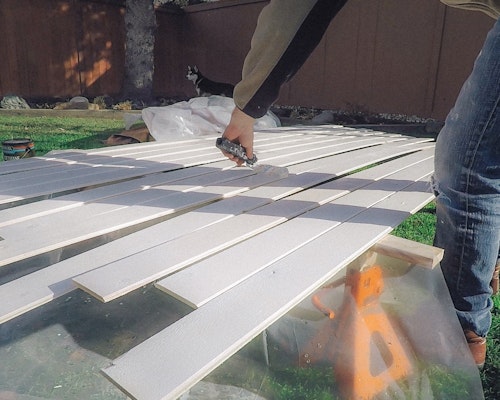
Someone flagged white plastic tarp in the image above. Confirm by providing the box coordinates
[140,96,280,141]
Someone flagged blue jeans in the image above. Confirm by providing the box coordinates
[433,18,500,338]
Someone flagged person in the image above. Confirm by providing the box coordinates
[432,1,500,368]
[220,0,500,368]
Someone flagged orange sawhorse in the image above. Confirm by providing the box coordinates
[300,264,413,400]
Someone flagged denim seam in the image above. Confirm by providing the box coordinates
[457,91,500,295]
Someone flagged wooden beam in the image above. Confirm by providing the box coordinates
[372,234,443,269]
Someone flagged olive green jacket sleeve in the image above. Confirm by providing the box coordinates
[234,0,348,118]
[235,0,498,120]
[440,0,500,18]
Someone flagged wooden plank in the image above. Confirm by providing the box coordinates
[101,178,434,400]
[73,148,434,303]
[0,129,335,178]
[0,172,282,324]
[0,152,85,175]
[0,145,222,188]
[0,140,208,178]
[156,151,434,308]
[0,135,413,263]
[0,158,313,317]
[0,144,180,176]
[372,234,444,268]
[0,160,234,228]
[0,132,393,228]
[0,154,328,323]
[0,150,340,323]
[0,135,254,205]
[250,135,405,166]
[3,131,368,227]
[0,157,220,209]
[0,139,432,323]
[0,127,409,187]
[45,129,322,158]
[0,167,263,268]
[0,132,384,208]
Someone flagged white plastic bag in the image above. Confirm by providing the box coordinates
[141,96,280,141]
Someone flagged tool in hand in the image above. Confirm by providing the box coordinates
[216,137,289,178]
[216,137,257,166]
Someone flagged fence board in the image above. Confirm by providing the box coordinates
[0,0,494,119]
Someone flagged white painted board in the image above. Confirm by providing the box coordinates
[102,178,434,400]
[157,151,434,308]
[73,149,433,303]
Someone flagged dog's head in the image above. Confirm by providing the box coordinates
[186,65,199,82]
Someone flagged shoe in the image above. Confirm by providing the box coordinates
[491,261,500,295]
[464,329,486,368]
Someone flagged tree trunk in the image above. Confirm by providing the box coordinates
[122,0,156,102]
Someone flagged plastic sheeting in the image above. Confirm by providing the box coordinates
[198,252,485,400]
[260,253,485,399]
[0,251,485,399]
[141,96,281,141]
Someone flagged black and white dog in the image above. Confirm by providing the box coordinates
[186,66,234,97]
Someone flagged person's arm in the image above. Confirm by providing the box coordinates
[221,108,255,166]
[440,0,500,19]
[222,0,349,162]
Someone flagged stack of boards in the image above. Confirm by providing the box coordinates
[0,126,436,399]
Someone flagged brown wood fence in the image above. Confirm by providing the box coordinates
[0,0,125,98]
[0,0,496,120]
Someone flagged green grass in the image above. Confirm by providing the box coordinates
[267,367,339,400]
[392,202,437,245]
[1,114,498,398]
[0,114,124,157]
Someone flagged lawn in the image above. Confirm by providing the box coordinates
[0,113,498,399]
[0,113,124,156]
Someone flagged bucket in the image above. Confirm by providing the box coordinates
[2,138,35,161]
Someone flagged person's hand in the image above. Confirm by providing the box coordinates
[221,108,255,166]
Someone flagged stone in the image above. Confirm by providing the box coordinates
[1,95,31,109]
[69,96,90,109]
[53,96,99,110]
[311,110,335,124]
